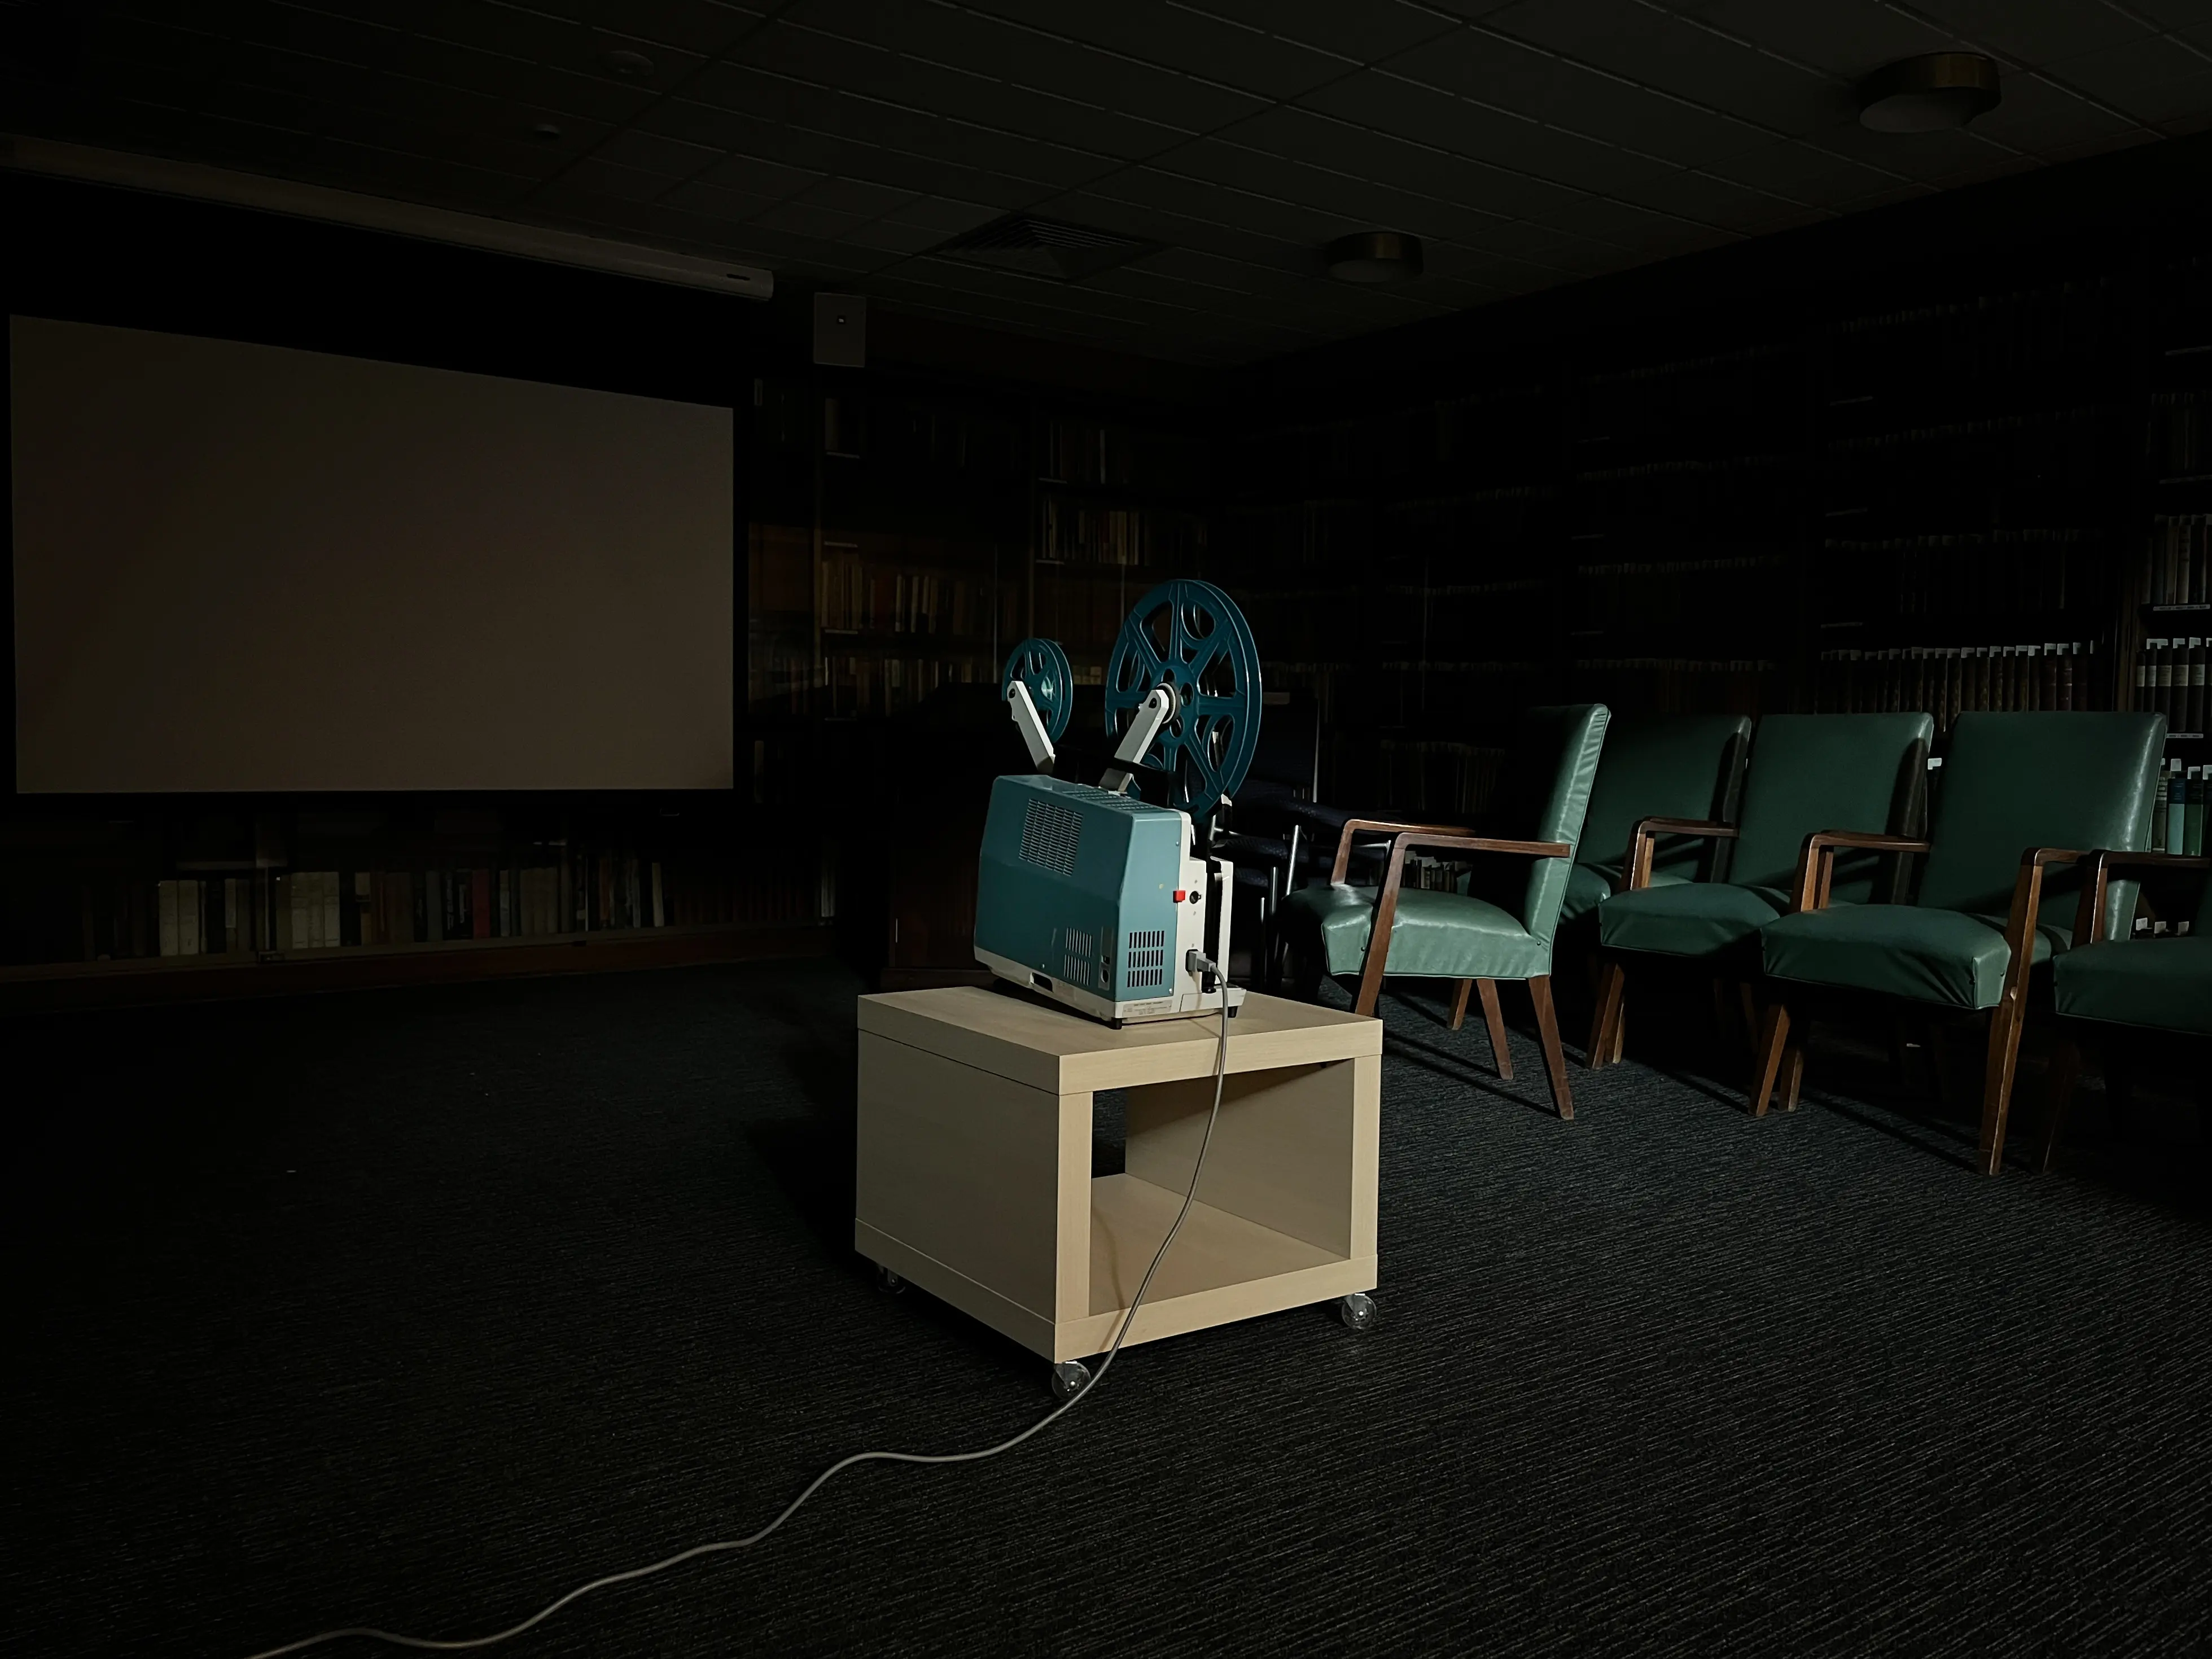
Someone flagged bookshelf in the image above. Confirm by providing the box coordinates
[0,799,824,1011]
[746,365,1212,984]
[1221,244,2186,818]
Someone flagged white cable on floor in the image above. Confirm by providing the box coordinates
[243,977,1236,1659]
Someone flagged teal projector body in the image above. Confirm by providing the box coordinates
[974,773,1230,1024]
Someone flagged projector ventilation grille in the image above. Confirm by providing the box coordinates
[1020,797,1081,877]
[1126,928,1167,990]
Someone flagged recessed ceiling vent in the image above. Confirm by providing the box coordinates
[934,215,1159,282]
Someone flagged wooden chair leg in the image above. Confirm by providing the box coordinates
[1477,979,1513,1082]
[1528,975,1573,1120]
[1750,1001,1793,1118]
[1586,960,1626,1071]
[2038,1036,2083,1175]
[1449,978,1473,1032]
[1977,997,2029,1176]
[1780,1043,1804,1111]
[1737,983,1759,1056]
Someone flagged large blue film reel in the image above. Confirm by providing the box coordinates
[1103,579,1263,821]
[1000,636,1075,744]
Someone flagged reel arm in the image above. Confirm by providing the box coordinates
[1100,685,1174,795]
[1006,680,1057,773]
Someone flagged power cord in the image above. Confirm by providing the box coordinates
[243,969,1236,1659]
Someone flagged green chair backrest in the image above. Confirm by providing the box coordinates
[1468,703,1611,951]
[1917,713,2167,927]
[1730,713,1933,898]
[1576,714,1751,880]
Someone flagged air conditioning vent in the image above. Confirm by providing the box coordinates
[934,214,1161,282]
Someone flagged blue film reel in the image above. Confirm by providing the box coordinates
[1000,636,1074,744]
[1103,579,1263,821]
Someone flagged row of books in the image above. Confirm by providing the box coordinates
[2152,762,2208,856]
[816,653,994,719]
[115,855,814,962]
[1830,281,2122,392]
[816,553,1014,640]
[1037,499,1204,566]
[1570,348,1802,452]
[1573,555,1788,627]
[2144,517,2212,606]
[1814,641,2098,731]
[2138,637,2209,735]
[1038,418,1204,494]
[2149,395,2212,480]
[1573,658,1777,716]
[1821,532,2080,616]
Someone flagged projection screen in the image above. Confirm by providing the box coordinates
[10,316,735,792]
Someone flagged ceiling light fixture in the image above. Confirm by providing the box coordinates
[1856,52,2001,132]
[605,47,654,78]
[1325,230,1422,284]
[531,122,563,142]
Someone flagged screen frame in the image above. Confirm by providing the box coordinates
[1,170,751,815]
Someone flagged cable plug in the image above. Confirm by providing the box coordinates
[1184,947,1221,993]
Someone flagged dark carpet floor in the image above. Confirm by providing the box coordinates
[8,958,2212,1658]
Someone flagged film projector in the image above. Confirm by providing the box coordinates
[975,580,1262,1026]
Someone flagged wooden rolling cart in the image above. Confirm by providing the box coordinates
[855,987,1382,1392]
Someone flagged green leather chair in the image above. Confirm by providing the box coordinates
[2039,850,2212,1170]
[1587,713,1932,1070]
[1752,712,2168,1175]
[1280,704,1610,1119]
[1561,714,1753,931]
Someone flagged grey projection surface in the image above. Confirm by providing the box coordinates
[10,316,734,792]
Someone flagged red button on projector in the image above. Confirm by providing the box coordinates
[1173,890,1186,901]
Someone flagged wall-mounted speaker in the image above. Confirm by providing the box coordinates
[813,293,866,367]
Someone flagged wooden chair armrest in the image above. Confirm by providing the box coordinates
[1992,848,2084,998]
[1350,830,1572,1016]
[1790,832,1933,913]
[1622,816,1739,892]
[1387,833,1575,861]
[1328,818,1472,883]
[2070,849,2212,946]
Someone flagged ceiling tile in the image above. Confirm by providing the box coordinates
[1698,135,1908,206]
[2042,36,2212,129]
[728,20,1194,157]
[1478,0,1841,134]
[1895,1,2150,68]
[786,0,1271,132]
[687,62,1111,186]
[949,0,1356,98]
[1968,69,2150,155]
[1295,70,1682,200]
[1172,0,1463,62]
[877,196,1004,235]
[546,156,678,204]
[590,127,724,180]
[1661,2,1947,80]
[1395,29,1766,169]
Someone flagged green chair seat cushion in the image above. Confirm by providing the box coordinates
[1562,860,1690,925]
[2053,937,2212,1036]
[1762,904,2071,1010]
[1280,882,1549,982]
[1598,880,1793,959]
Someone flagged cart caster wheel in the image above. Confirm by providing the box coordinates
[874,1264,906,1295]
[1049,1360,1090,1402]
[1338,1293,1378,1332]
